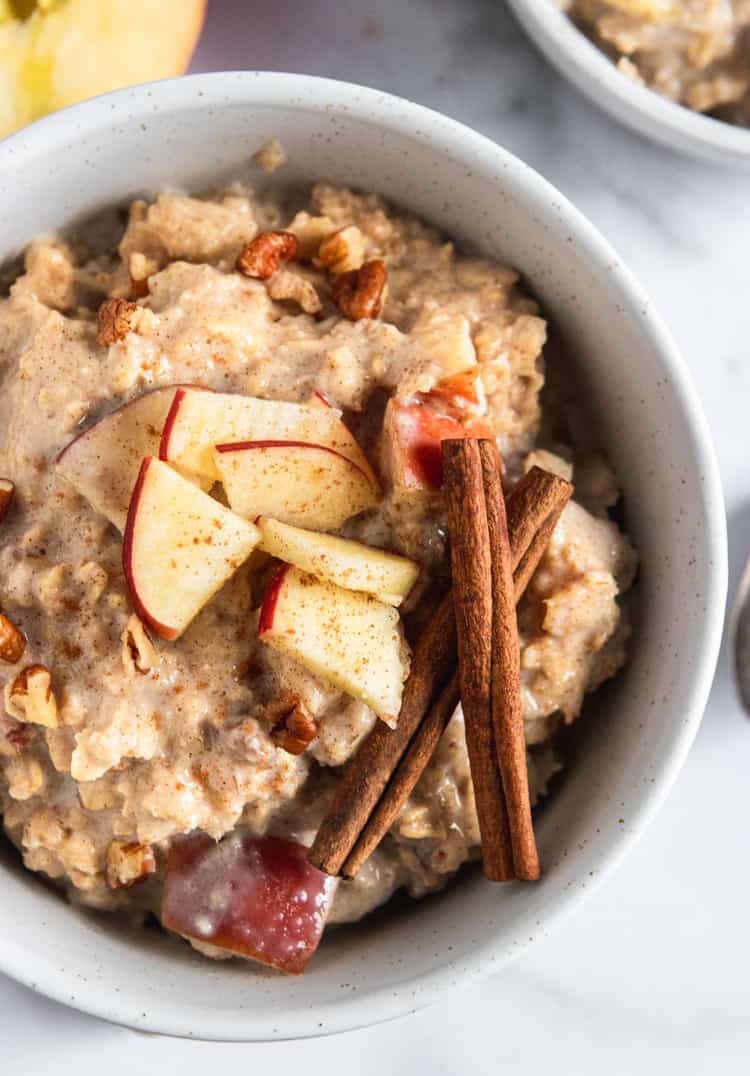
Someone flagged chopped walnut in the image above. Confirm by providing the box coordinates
[7,665,59,728]
[331,259,387,321]
[0,479,15,523]
[105,839,156,889]
[318,225,366,275]
[268,694,318,755]
[267,269,322,315]
[0,613,25,664]
[121,615,158,675]
[236,230,298,280]
[96,298,138,346]
[129,252,157,299]
[286,211,338,259]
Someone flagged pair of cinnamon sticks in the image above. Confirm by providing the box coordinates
[308,450,572,883]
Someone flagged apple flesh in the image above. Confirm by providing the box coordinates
[56,385,211,531]
[161,833,337,974]
[257,516,419,606]
[382,373,492,491]
[123,457,259,640]
[258,564,409,724]
[213,440,379,530]
[160,387,378,489]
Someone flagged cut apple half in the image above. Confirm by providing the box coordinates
[258,564,409,724]
[213,440,379,531]
[159,387,378,489]
[257,517,419,606]
[162,833,337,974]
[56,385,211,531]
[123,457,259,640]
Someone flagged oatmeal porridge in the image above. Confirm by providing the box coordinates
[0,169,636,972]
[561,0,750,123]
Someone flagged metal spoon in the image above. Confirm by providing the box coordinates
[733,555,750,714]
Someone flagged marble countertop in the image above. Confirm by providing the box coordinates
[4,0,749,1070]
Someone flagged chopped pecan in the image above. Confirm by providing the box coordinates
[8,665,59,728]
[268,694,317,755]
[318,225,366,275]
[0,613,25,664]
[331,259,387,321]
[106,839,156,888]
[96,298,138,346]
[0,479,15,523]
[267,269,322,315]
[121,615,158,674]
[236,230,298,280]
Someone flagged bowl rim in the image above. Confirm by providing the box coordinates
[0,70,728,1040]
[505,0,750,165]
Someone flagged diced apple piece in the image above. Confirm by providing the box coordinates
[382,387,492,492]
[161,833,337,974]
[257,517,419,606]
[213,441,379,531]
[258,565,409,723]
[56,385,211,531]
[160,387,378,489]
[123,458,259,640]
[410,311,478,379]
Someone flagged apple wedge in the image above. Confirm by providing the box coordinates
[159,387,378,489]
[56,385,211,531]
[213,441,379,530]
[257,517,419,606]
[162,833,337,974]
[258,565,410,724]
[123,458,259,640]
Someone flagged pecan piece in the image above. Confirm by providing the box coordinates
[121,615,158,674]
[331,259,387,321]
[96,298,138,346]
[0,479,15,524]
[267,269,322,315]
[268,694,317,755]
[0,613,25,664]
[236,230,299,280]
[8,665,59,728]
[106,840,156,888]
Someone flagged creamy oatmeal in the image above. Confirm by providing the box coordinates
[561,0,750,123]
[0,171,636,971]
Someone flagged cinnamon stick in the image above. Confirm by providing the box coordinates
[442,438,513,880]
[308,465,572,877]
[340,470,572,877]
[480,441,539,881]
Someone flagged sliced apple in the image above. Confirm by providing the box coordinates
[257,516,419,606]
[56,385,212,531]
[123,457,259,640]
[161,833,337,974]
[213,441,379,530]
[258,564,409,724]
[159,387,378,489]
[382,377,492,492]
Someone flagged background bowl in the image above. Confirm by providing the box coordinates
[506,0,750,167]
[0,72,726,1040]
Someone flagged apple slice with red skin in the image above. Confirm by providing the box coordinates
[213,440,380,531]
[56,385,211,531]
[123,457,259,640]
[383,372,492,491]
[0,479,15,524]
[161,833,337,974]
[259,564,409,724]
[160,387,379,490]
[257,516,419,606]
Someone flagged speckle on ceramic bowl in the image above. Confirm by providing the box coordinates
[0,72,727,1041]
[506,0,750,166]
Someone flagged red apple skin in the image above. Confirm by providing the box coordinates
[213,438,370,487]
[161,833,338,974]
[0,480,15,524]
[258,562,291,635]
[158,386,189,463]
[122,457,178,641]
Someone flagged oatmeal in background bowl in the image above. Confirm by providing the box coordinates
[560,0,750,124]
[0,164,637,973]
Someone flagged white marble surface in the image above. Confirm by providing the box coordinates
[3,0,750,1070]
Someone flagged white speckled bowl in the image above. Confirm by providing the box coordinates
[0,73,726,1040]
[507,0,750,166]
